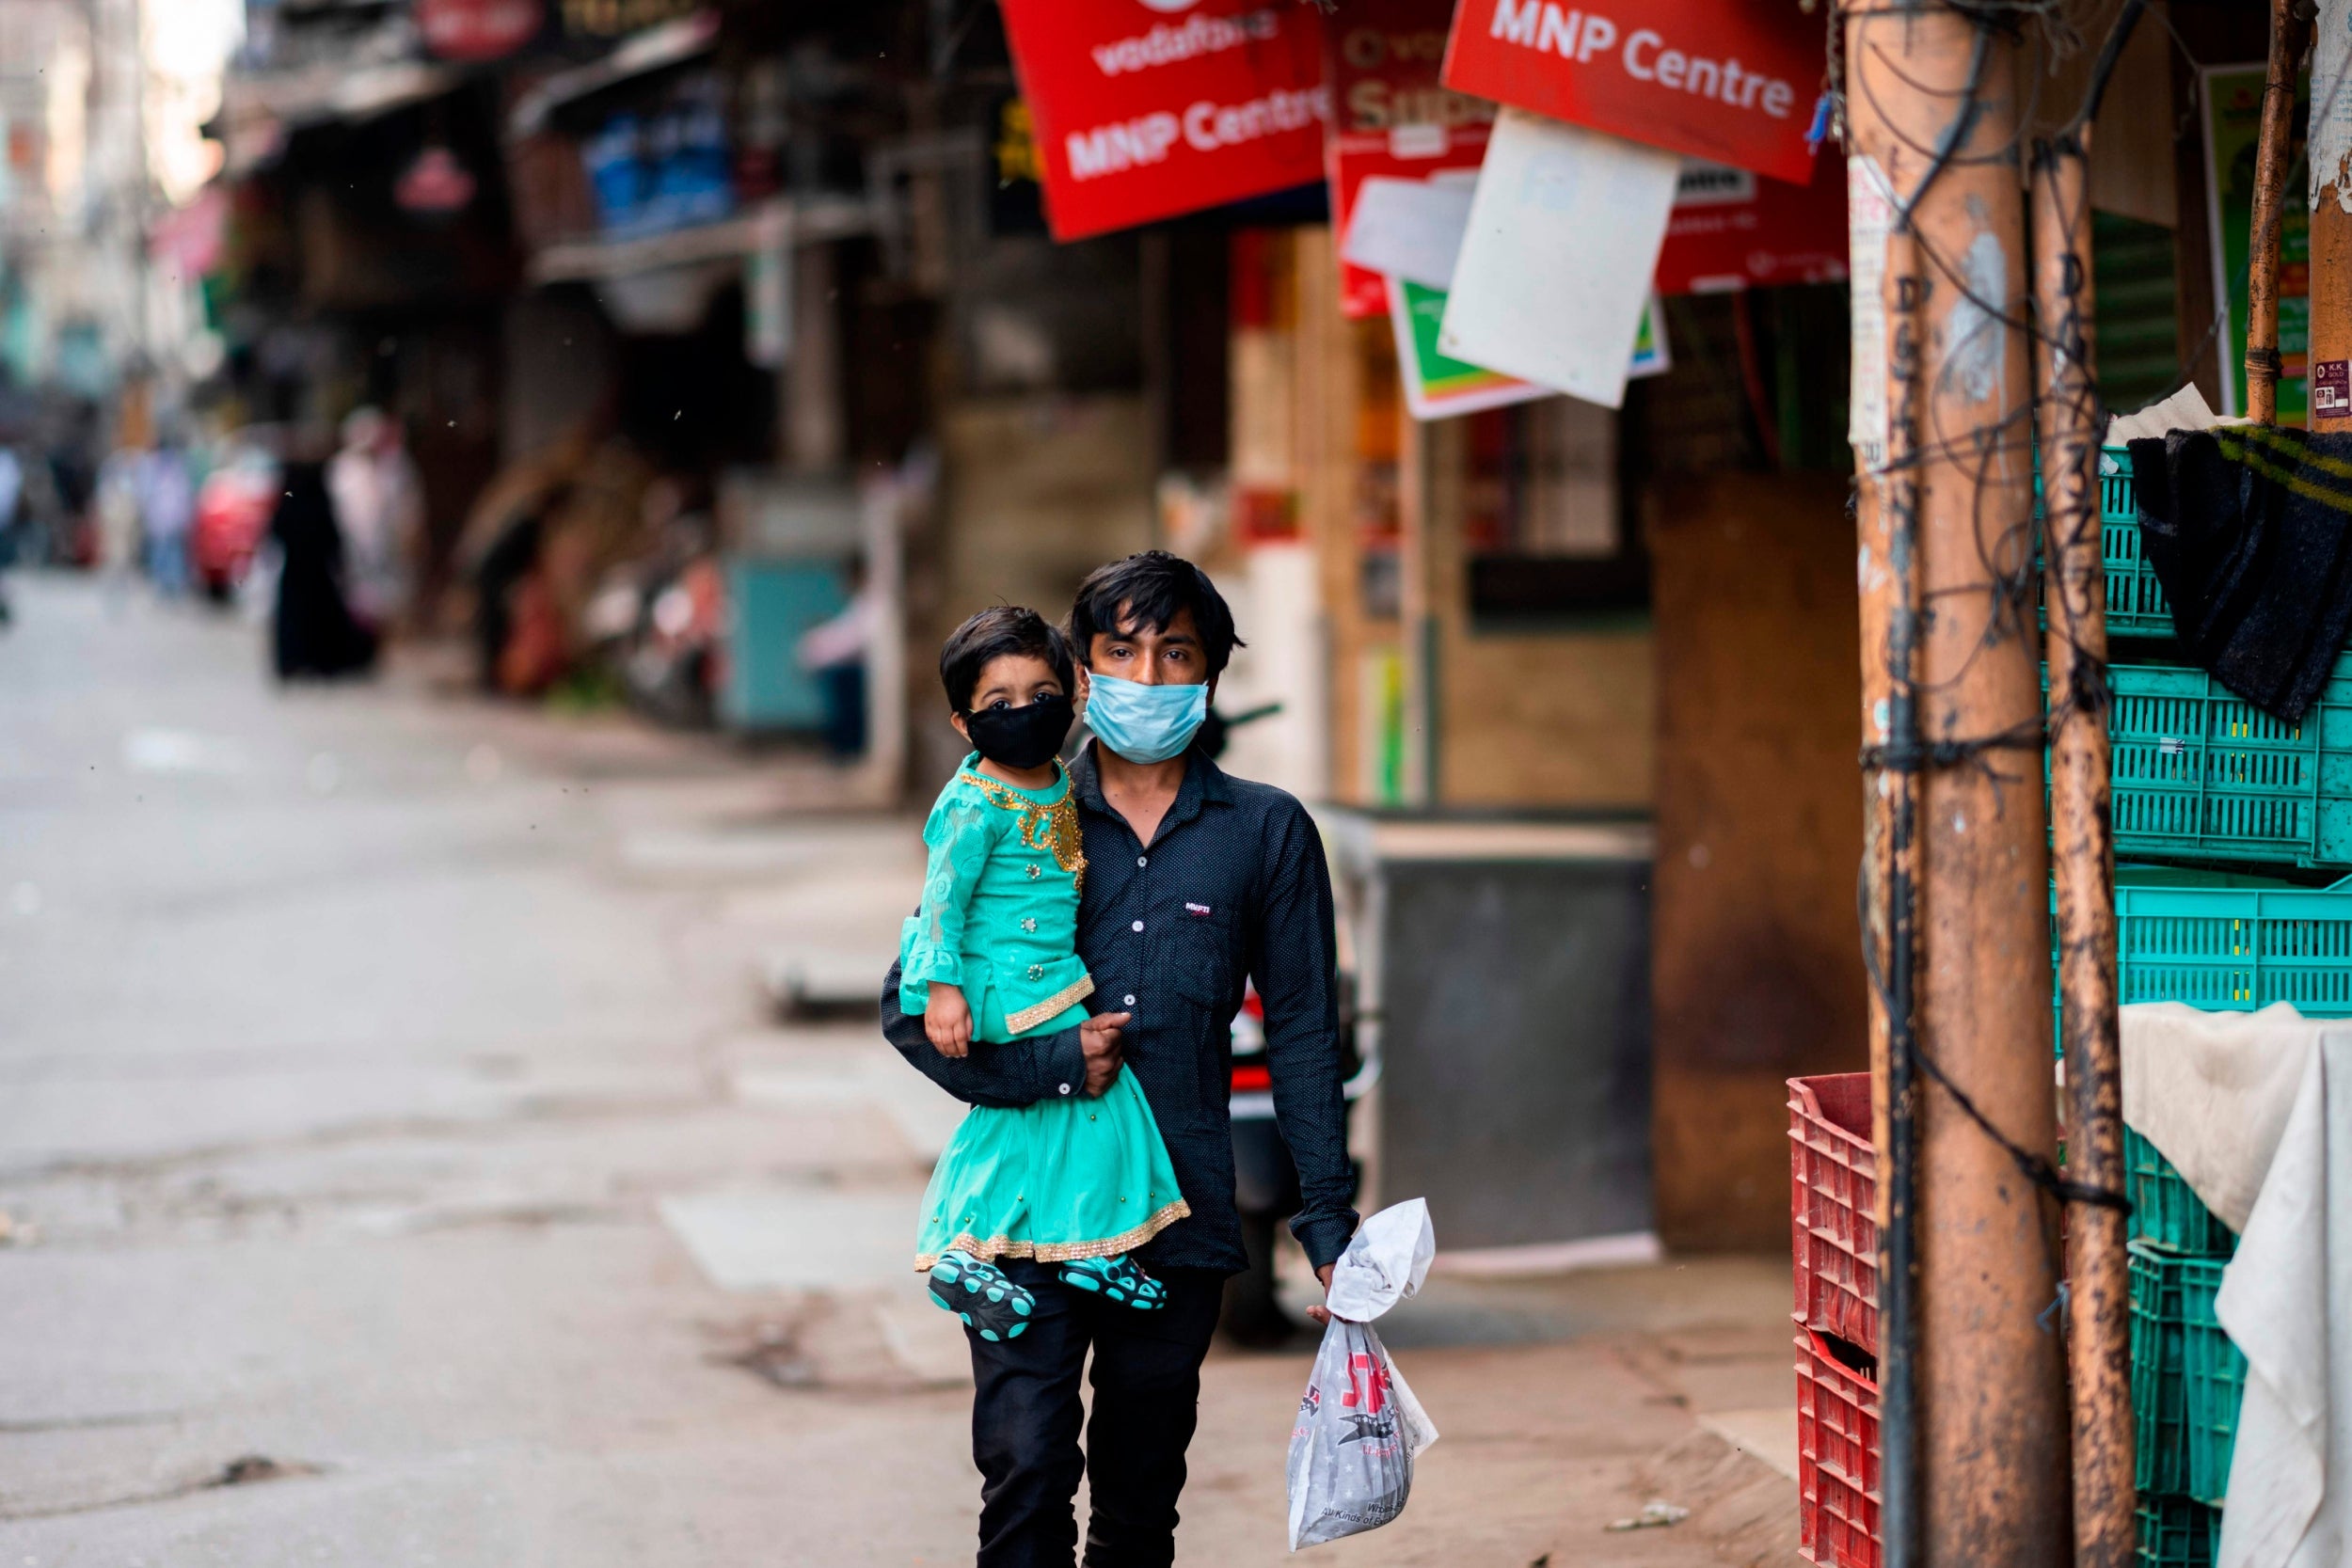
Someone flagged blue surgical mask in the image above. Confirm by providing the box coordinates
[1083,673,1208,764]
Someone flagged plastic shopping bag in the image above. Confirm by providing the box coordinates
[1285,1199,1440,1550]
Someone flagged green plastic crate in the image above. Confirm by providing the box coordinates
[2125,1128,2239,1255]
[2051,867,2333,1056]
[2137,1495,2218,1568]
[2130,1243,2246,1505]
[2037,447,2171,638]
[2113,872,2352,1016]
[2101,661,2352,867]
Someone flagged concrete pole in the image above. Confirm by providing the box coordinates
[2032,121,2134,1568]
[1843,7,2071,1564]
[2312,0,2352,434]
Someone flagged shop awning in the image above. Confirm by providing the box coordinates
[525,195,873,286]
[217,58,466,177]
[506,11,721,140]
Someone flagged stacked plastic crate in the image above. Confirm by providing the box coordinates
[1785,451,2287,1567]
[1788,1071,1881,1568]
[2054,449,2268,1567]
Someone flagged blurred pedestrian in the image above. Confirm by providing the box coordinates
[93,449,144,604]
[138,434,197,597]
[0,445,21,625]
[473,483,567,694]
[269,461,377,680]
[326,406,423,633]
[796,560,872,756]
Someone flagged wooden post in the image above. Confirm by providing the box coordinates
[2247,0,2306,423]
[2312,0,2352,432]
[2032,122,2134,1568]
[1843,7,2071,1564]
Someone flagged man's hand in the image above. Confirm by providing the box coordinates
[924,984,973,1057]
[1307,1263,1337,1326]
[1080,1011,1130,1096]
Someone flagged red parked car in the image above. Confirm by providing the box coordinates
[192,433,282,600]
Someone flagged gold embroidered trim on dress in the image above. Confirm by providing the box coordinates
[1004,974,1095,1035]
[914,1198,1192,1272]
[962,765,1088,894]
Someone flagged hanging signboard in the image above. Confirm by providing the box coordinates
[1438,0,1822,184]
[1389,275,1665,420]
[2202,62,2310,420]
[1388,275,1554,419]
[996,0,1330,243]
[1655,154,1847,295]
[1325,0,1497,317]
[1438,109,1682,410]
[1331,135,1490,316]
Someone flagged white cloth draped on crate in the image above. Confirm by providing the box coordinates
[2216,1034,2352,1568]
[2120,1001,2319,1230]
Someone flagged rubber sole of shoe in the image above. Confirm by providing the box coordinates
[927,1257,1034,1342]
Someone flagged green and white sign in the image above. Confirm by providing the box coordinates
[1386,276,1667,420]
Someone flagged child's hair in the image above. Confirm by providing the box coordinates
[1068,550,1244,678]
[939,607,1075,713]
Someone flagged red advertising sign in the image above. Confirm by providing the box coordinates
[1439,0,1823,184]
[1655,153,1845,295]
[1326,0,1496,318]
[417,0,544,62]
[996,0,1330,243]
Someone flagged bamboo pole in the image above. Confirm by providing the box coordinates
[2032,121,2134,1568]
[1843,7,2071,1563]
[2248,0,2305,423]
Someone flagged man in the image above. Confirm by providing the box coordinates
[879,550,1358,1568]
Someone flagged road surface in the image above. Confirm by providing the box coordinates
[0,574,1801,1566]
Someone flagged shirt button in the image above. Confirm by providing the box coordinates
[1058,1084,1072,1095]
[1136,855,1148,867]
[1132,920,1145,933]
[1123,993,1136,1006]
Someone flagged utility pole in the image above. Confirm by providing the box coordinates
[2312,0,2352,433]
[1843,6,2072,1565]
[2032,12,2135,1554]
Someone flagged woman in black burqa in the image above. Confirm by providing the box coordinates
[270,461,378,680]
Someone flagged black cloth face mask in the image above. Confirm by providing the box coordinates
[961,693,1074,770]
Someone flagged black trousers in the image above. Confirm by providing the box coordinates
[966,1259,1221,1568]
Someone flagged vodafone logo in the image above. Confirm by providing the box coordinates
[1135,0,1200,11]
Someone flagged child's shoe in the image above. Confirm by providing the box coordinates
[928,1251,1035,1341]
[1057,1253,1168,1309]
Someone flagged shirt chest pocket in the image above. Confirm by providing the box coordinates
[1163,901,1237,1018]
[1143,901,1235,1133]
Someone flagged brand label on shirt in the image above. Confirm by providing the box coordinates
[1185,902,1214,916]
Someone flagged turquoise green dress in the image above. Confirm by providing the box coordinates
[901,756,1188,1270]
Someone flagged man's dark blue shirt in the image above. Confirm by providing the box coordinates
[879,743,1359,1274]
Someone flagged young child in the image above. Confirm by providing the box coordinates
[903,607,1189,1341]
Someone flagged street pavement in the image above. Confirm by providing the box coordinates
[0,573,1804,1566]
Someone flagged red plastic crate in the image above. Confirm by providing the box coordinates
[1789,1073,1880,1353]
[1795,1323,1883,1568]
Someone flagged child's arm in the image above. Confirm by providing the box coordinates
[901,798,990,1056]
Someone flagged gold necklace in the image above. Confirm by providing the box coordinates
[963,767,1087,893]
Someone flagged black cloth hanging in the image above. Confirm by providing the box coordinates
[2131,425,2352,721]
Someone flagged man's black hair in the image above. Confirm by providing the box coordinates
[938,606,1075,713]
[1067,551,1243,677]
